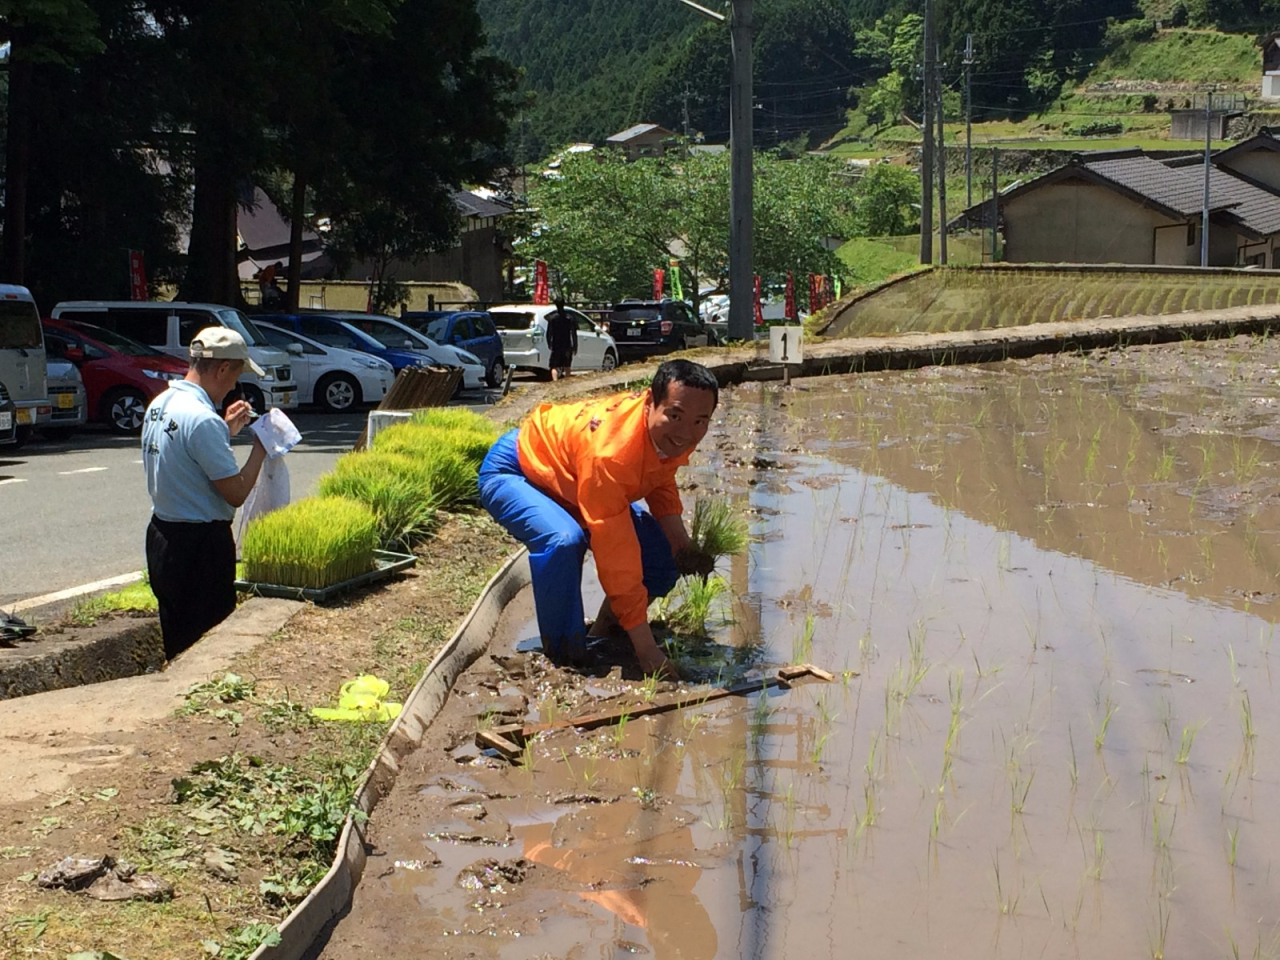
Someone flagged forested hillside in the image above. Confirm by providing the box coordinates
[481,0,1277,159]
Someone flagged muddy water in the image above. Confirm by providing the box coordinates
[321,340,1280,960]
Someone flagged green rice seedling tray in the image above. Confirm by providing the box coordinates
[235,549,417,602]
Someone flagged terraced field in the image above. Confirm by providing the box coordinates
[822,265,1280,338]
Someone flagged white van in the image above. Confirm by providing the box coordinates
[0,285,50,439]
[50,301,297,411]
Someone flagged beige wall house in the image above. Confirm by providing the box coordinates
[956,145,1280,268]
[604,123,678,161]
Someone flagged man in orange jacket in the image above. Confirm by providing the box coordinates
[479,359,718,677]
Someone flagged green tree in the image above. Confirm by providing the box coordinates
[853,163,919,236]
[526,148,853,307]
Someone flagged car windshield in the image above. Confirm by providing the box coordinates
[65,321,164,357]
[258,326,300,350]
[217,308,269,346]
[0,300,42,349]
[337,322,389,351]
[490,310,535,330]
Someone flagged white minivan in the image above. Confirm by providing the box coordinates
[0,285,50,443]
[50,301,298,412]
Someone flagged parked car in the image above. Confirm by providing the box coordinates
[254,313,429,375]
[0,285,50,442]
[256,321,394,413]
[0,379,17,446]
[40,359,87,439]
[488,304,619,379]
[329,312,486,392]
[50,301,298,413]
[608,298,716,362]
[42,319,187,434]
[400,310,506,387]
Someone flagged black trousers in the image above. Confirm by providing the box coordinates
[145,516,236,660]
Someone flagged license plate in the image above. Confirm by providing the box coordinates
[16,408,31,425]
[627,328,643,337]
[57,393,74,409]
[0,412,10,431]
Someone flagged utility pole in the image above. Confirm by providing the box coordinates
[671,0,752,340]
[964,34,974,210]
[990,148,999,262]
[936,43,948,265]
[728,0,754,341]
[1201,88,1212,268]
[920,0,935,265]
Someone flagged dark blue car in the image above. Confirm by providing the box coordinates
[256,313,428,373]
[400,310,505,387]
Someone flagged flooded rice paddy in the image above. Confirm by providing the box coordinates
[320,335,1280,959]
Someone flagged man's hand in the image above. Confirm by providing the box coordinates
[224,399,255,438]
[675,547,716,579]
[628,623,680,682]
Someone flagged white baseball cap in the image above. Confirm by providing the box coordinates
[189,327,266,376]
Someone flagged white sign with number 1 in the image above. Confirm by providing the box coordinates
[769,325,804,365]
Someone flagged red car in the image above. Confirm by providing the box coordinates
[42,318,188,434]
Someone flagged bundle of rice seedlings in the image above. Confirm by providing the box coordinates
[372,424,480,507]
[665,574,732,637]
[691,496,749,560]
[242,496,378,589]
[318,451,439,549]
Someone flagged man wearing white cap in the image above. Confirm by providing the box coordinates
[141,327,268,659]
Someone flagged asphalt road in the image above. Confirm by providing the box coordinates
[0,389,506,609]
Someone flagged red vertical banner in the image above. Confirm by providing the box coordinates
[784,271,797,321]
[653,268,664,300]
[807,274,819,312]
[823,276,833,308]
[128,250,147,301]
[753,275,764,326]
[533,260,550,305]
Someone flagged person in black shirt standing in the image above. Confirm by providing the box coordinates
[546,298,577,381]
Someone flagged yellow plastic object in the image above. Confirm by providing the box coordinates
[310,674,403,722]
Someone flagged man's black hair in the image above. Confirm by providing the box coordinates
[651,358,719,408]
[554,297,566,310]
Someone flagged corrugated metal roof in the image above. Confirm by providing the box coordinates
[452,189,511,220]
[606,123,673,143]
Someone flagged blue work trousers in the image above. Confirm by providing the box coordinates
[478,430,678,659]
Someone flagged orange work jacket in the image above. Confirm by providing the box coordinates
[518,390,689,630]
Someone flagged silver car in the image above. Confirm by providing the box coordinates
[41,359,86,439]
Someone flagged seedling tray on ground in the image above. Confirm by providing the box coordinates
[235,549,417,602]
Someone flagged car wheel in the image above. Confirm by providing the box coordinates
[105,388,147,434]
[601,350,618,372]
[316,372,361,413]
[486,358,505,388]
[240,383,266,414]
[11,425,31,449]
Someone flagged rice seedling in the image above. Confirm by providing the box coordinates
[612,710,630,749]
[370,424,480,506]
[318,451,439,549]
[242,496,378,589]
[665,574,731,636]
[410,406,498,436]
[793,613,816,664]
[1175,722,1205,764]
[1240,690,1256,744]
[1227,824,1240,868]
[1094,698,1118,752]
[690,496,749,562]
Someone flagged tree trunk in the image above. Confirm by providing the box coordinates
[184,137,240,305]
[286,173,305,311]
[3,38,33,284]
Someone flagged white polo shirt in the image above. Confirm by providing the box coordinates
[141,380,239,523]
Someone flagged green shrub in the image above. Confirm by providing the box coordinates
[371,424,481,506]
[242,496,378,589]
[318,452,439,549]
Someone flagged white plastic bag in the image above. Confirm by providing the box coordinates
[236,456,290,553]
[248,407,302,459]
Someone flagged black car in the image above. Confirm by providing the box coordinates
[607,299,717,361]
